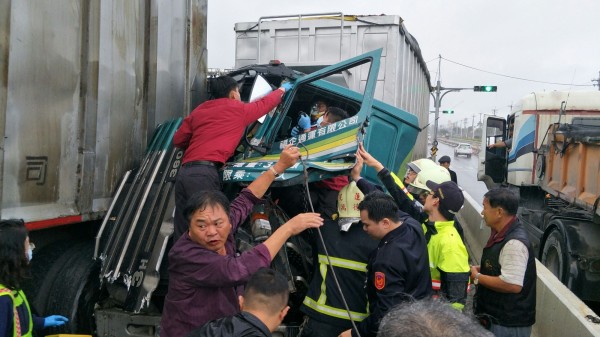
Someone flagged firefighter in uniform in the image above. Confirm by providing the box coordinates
[339,191,432,337]
[299,181,379,337]
[356,145,469,310]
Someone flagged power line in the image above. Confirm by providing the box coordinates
[441,56,594,87]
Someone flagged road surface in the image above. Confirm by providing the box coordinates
[435,143,488,205]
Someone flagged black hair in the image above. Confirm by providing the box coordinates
[210,75,239,99]
[358,191,401,223]
[326,107,349,123]
[184,190,231,223]
[483,188,519,215]
[0,219,29,290]
[244,268,289,315]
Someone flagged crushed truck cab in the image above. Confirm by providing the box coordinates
[94,49,422,336]
[223,49,420,186]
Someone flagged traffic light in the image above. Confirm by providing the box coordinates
[474,85,497,92]
[442,110,454,114]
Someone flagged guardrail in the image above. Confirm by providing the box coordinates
[436,137,481,155]
[458,192,600,337]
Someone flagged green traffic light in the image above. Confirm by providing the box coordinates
[473,85,497,92]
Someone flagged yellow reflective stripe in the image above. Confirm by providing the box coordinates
[390,172,414,201]
[317,261,328,304]
[303,296,369,321]
[317,254,367,272]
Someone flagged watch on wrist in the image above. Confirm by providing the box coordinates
[269,166,280,177]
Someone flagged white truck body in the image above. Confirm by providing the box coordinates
[502,91,600,187]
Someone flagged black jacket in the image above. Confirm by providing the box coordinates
[301,219,379,328]
[187,312,271,337]
[353,214,432,337]
[475,218,536,327]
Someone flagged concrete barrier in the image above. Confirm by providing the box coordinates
[458,193,600,337]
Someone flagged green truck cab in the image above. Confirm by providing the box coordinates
[223,49,420,187]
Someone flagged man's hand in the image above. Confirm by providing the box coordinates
[470,265,480,280]
[338,329,352,337]
[351,150,364,181]
[358,143,384,172]
[298,113,311,131]
[281,81,294,92]
[275,144,301,172]
[283,213,323,236]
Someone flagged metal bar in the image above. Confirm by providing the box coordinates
[256,12,344,64]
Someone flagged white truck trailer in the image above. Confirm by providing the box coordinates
[234,13,432,160]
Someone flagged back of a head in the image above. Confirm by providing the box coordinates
[243,268,289,315]
[0,219,29,289]
[358,191,400,223]
[484,188,519,215]
[210,75,239,99]
[326,107,349,123]
[378,299,493,337]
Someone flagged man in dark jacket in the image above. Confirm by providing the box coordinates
[299,181,379,337]
[339,191,432,337]
[187,268,290,337]
[438,155,457,184]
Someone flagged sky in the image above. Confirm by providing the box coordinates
[207,0,600,129]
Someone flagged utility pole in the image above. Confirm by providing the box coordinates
[430,55,473,161]
[472,114,476,139]
[491,108,498,116]
[593,71,600,91]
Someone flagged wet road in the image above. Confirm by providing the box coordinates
[435,143,488,206]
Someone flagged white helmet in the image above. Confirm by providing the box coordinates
[409,166,451,192]
[407,158,438,174]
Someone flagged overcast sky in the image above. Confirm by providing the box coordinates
[208,0,600,127]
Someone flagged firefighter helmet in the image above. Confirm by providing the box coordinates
[407,158,438,174]
[409,166,451,192]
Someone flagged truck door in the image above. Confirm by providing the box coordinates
[478,115,507,189]
[223,49,382,185]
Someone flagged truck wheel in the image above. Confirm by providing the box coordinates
[28,241,101,335]
[541,229,568,282]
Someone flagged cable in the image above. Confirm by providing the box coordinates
[296,141,362,337]
[441,56,594,87]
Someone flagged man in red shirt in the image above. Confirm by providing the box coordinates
[172,76,293,241]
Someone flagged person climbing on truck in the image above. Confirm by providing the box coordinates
[172,76,294,242]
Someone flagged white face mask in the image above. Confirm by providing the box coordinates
[27,247,33,262]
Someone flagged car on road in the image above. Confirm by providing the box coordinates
[454,143,473,158]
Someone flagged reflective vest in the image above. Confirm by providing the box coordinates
[0,284,34,337]
[422,220,470,310]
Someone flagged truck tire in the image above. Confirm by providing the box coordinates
[541,229,568,282]
[27,241,101,335]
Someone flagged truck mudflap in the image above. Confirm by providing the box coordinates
[94,118,183,313]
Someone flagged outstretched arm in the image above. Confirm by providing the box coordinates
[247,144,300,199]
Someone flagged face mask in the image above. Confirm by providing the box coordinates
[27,247,33,262]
